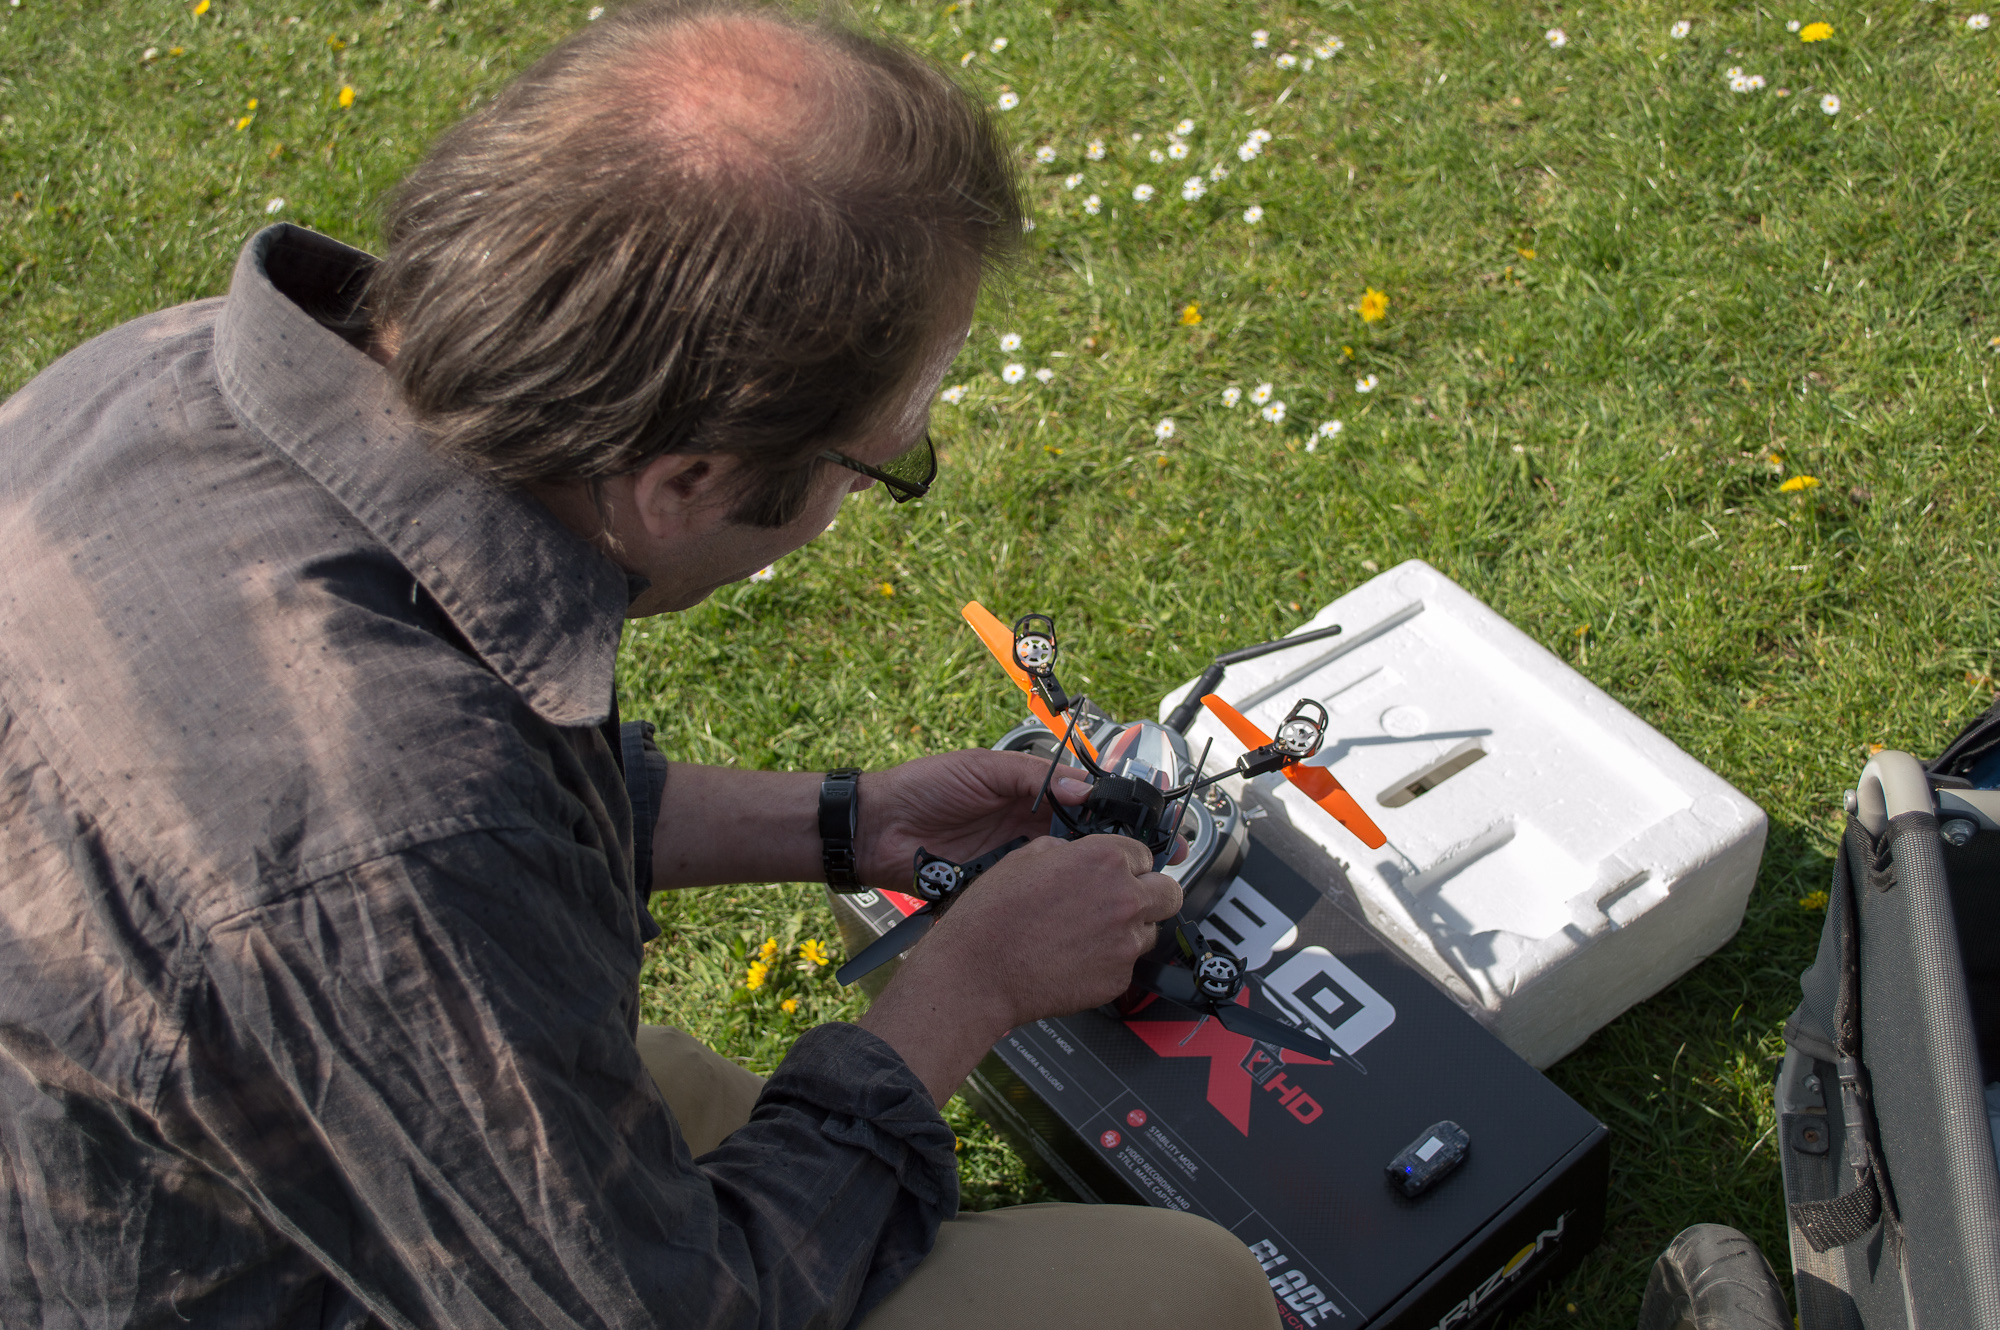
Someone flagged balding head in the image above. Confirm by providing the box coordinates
[363,0,1019,525]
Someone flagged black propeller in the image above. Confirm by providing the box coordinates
[835,837,1030,987]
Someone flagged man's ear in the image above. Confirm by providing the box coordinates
[629,451,736,538]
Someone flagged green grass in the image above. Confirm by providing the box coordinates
[9,0,2000,1322]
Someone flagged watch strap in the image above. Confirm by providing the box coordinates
[820,768,863,890]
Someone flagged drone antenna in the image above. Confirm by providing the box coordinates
[1162,620,1348,734]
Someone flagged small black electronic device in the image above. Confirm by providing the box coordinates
[1387,1120,1471,1198]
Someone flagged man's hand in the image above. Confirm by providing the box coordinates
[854,748,1088,889]
[857,833,1183,1105]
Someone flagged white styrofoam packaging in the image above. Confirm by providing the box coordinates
[1160,559,1768,1069]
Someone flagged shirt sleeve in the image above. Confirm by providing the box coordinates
[174,828,958,1330]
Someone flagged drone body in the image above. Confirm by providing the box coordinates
[835,603,1388,1065]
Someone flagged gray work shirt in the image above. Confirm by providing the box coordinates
[0,224,955,1329]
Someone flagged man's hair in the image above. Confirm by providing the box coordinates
[363,0,1020,526]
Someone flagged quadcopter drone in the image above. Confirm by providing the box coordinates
[836,602,1388,1064]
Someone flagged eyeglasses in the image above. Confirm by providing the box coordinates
[818,432,936,504]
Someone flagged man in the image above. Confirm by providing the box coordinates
[0,3,1278,1327]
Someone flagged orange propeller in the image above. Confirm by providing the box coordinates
[962,601,1098,761]
[1199,694,1386,849]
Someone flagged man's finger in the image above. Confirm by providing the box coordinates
[1135,871,1184,923]
[1076,832,1156,877]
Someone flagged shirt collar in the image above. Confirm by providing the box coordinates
[211,224,635,729]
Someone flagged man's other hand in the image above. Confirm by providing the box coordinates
[857,747,1185,891]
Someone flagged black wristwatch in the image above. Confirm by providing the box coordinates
[820,768,863,891]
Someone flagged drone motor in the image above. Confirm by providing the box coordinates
[1011,613,1072,716]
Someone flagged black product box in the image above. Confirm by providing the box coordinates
[830,829,1609,1330]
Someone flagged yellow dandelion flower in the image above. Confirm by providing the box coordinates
[1341,344,1355,360]
[1359,287,1389,322]
[1517,247,1536,260]
[1179,302,1202,325]
[246,98,258,111]
[328,35,347,49]
[745,961,770,990]
[1778,475,1821,492]
[878,580,895,596]
[798,939,832,967]
[234,115,253,131]
[1800,890,1829,910]
[192,0,210,14]
[780,997,799,1014]
[169,46,185,56]
[756,937,780,965]
[1799,21,1832,41]
[338,85,355,108]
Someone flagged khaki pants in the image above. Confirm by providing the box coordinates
[635,1026,1280,1329]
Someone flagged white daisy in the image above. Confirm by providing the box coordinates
[1154,418,1177,441]
[264,197,286,214]
[1726,65,1743,76]
[1209,163,1231,181]
[1250,383,1273,405]
[1034,367,1055,383]
[1314,37,1344,57]
[1002,363,1027,384]
[1260,400,1287,423]
[961,51,976,66]
[941,384,969,404]
[989,35,1009,52]
[1670,19,1691,37]
[1276,52,1299,68]
[1787,18,1802,30]
[1175,117,1196,135]
[1820,92,1841,113]
[1971,11,1991,26]
[997,91,1021,111]
[1237,141,1262,162]
[1249,128,1273,144]
[588,4,604,16]
[1168,140,1190,159]
[1729,73,1753,91]
[1034,145,1056,164]
[1000,332,1024,351]
[1180,176,1206,201]
[1356,374,1379,393]
[1149,148,1167,163]
[1085,139,1107,161]
[1064,173,1084,189]
[1251,28,1270,48]
[1746,73,1765,88]
[1317,419,1344,438]
[1546,27,1568,47]
[1083,194,1102,214]
[142,46,159,60]
[1222,386,1243,407]
[748,565,776,583]
[1242,204,1265,223]
[1133,183,1155,201]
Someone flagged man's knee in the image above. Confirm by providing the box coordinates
[633,1024,765,1156]
[861,1201,1280,1329]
